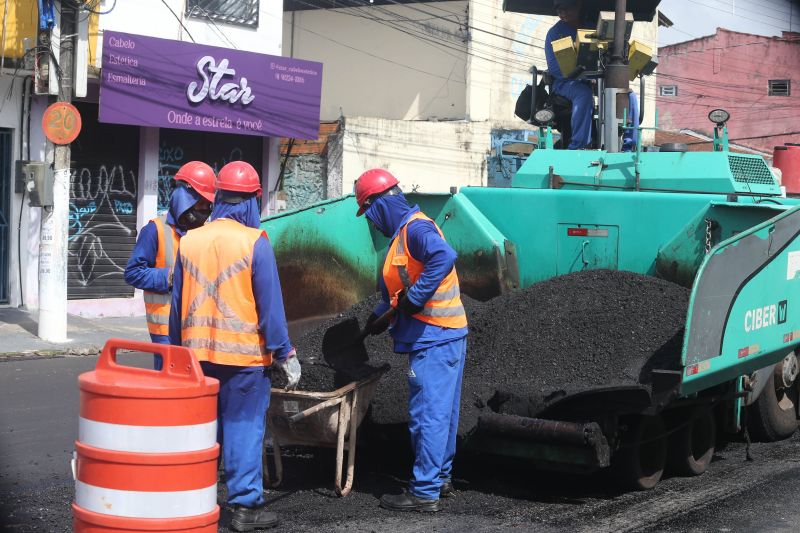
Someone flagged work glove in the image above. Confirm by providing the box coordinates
[364,312,389,336]
[276,353,301,390]
[397,292,424,317]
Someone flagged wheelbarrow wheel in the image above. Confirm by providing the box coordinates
[747,357,799,442]
[666,406,716,477]
[611,414,667,491]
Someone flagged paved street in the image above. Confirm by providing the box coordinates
[3,353,800,532]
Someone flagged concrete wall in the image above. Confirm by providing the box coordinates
[339,117,490,195]
[657,29,800,152]
[283,3,468,121]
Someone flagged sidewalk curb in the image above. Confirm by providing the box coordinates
[0,347,101,360]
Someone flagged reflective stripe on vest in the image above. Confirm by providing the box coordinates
[179,219,273,367]
[143,216,178,335]
[383,212,468,328]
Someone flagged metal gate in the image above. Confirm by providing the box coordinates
[0,129,10,303]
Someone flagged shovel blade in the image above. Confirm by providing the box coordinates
[322,317,369,370]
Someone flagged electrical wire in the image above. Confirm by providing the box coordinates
[63,0,117,16]
[159,0,196,43]
[17,75,32,308]
[292,0,544,66]
[685,0,799,27]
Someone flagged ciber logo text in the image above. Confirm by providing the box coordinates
[187,56,255,106]
[744,300,788,333]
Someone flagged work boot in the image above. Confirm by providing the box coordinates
[229,505,279,531]
[380,490,440,512]
[440,480,454,498]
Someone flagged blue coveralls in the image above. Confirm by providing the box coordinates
[124,187,201,368]
[545,19,593,149]
[169,197,294,509]
[622,91,640,152]
[366,193,468,501]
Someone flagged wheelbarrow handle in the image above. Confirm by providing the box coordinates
[288,395,345,424]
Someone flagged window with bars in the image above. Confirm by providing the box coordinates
[659,85,678,97]
[769,80,790,96]
[186,0,259,28]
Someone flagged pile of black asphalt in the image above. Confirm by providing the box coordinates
[275,269,689,438]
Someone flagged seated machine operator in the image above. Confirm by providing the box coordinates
[545,0,593,150]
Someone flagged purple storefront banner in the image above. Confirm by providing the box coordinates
[99,31,323,140]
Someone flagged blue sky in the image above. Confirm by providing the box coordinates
[658,0,800,45]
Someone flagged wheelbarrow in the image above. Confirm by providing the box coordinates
[264,364,389,496]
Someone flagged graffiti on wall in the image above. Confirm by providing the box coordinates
[68,165,137,292]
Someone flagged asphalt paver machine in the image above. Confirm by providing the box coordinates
[263,0,800,490]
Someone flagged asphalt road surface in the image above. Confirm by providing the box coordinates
[3,353,800,532]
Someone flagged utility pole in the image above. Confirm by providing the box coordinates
[38,1,75,342]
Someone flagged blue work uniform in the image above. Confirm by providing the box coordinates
[366,192,468,501]
[169,197,294,509]
[545,19,594,149]
[124,186,200,368]
[622,91,640,151]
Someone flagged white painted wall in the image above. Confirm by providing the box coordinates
[340,116,490,195]
[283,3,468,122]
[95,0,283,63]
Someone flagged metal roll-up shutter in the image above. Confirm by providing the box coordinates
[68,102,140,299]
[158,128,264,214]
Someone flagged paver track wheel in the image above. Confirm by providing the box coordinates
[611,414,667,491]
[666,406,716,476]
[747,354,799,442]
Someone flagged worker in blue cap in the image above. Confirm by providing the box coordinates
[545,0,594,149]
[354,169,469,512]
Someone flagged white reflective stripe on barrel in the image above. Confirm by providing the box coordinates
[78,417,217,453]
[75,480,217,518]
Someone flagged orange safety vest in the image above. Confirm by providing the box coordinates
[383,212,468,328]
[178,218,273,367]
[143,216,179,336]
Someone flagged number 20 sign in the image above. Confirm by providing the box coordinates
[42,102,82,145]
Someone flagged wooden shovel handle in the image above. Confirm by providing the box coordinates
[361,306,397,339]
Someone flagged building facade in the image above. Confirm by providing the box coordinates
[0,0,300,318]
[281,0,660,197]
[657,28,800,153]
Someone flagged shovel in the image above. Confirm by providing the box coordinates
[322,307,397,371]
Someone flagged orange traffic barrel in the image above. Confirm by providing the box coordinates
[774,143,800,194]
[72,339,220,532]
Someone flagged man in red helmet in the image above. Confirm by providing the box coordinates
[355,169,468,512]
[169,161,299,531]
[125,161,216,368]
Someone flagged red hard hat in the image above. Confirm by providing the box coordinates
[217,161,262,196]
[355,169,399,216]
[174,161,216,203]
